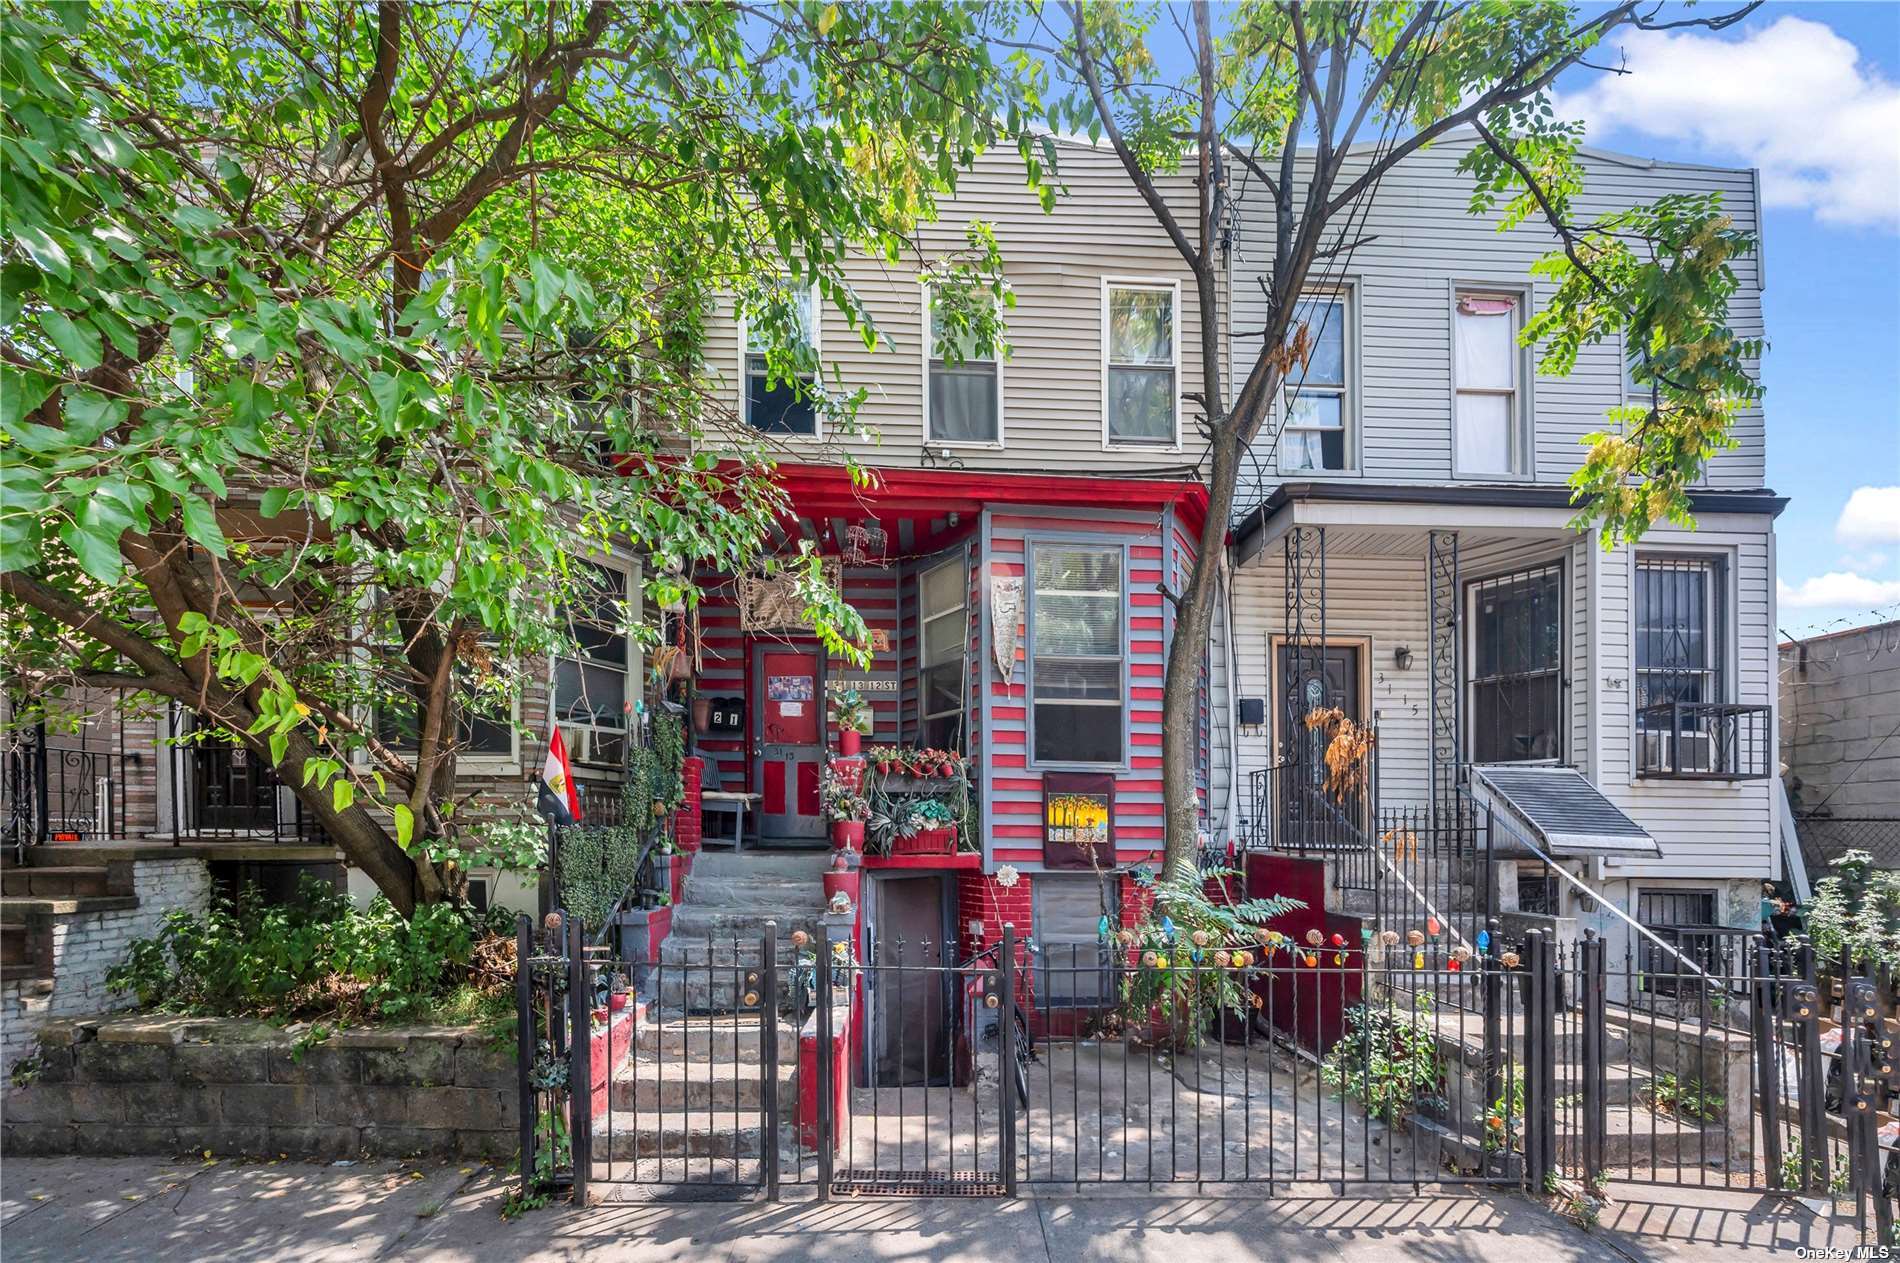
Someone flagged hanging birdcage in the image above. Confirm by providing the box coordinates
[841,521,888,568]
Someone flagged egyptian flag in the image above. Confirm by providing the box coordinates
[538,725,582,825]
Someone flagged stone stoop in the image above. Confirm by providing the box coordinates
[656,851,828,1013]
[0,852,212,1074]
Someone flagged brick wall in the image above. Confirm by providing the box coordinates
[1,858,211,1073]
[3,1016,514,1160]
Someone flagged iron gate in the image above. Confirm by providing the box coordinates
[517,909,1900,1233]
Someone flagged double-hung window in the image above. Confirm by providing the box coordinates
[553,559,634,766]
[1280,292,1350,472]
[1468,562,1564,763]
[926,288,1001,445]
[373,645,515,760]
[1635,556,1724,728]
[918,558,968,751]
[1030,544,1124,765]
[743,283,818,435]
[1104,282,1178,445]
[1453,291,1523,476]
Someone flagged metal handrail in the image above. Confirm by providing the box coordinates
[1474,790,1711,982]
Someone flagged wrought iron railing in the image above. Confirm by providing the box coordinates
[1635,702,1772,780]
[168,742,325,843]
[4,735,144,851]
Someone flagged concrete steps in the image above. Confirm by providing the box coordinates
[634,1012,799,1064]
[612,1055,797,1110]
[1,866,112,899]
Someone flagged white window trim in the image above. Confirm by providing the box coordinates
[1449,284,1534,481]
[1277,282,1359,476]
[737,282,823,441]
[1626,544,1742,782]
[552,555,642,772]
[1100,276,1182,451]
[354,594,522,773]
[918,555,969,747]
[1463,558,1569,766]
[919,283,1005,450]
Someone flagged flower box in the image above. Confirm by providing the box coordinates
[892,825,958,857]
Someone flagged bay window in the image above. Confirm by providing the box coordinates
[554,559,634,766]
[1030,543,1124,765]
[1280,292,1350,472]
[1104,282,1178,445]
[918,557,967,751]
[926,288,1001,445]
[1454,291,1523,476]
[1468,562,1563,763]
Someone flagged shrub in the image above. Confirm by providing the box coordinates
[1323,998,1444,1125]
[557,824,643,930]
[107,875,510,1025]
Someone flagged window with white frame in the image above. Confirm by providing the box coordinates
[1635,555,1726,729]
[918,557,967,751]
[370,608,514,759]
[1453,291,1522,475]
[553,559,634,766]
[1035,876,1116,1007]
[1104,283,1177,445]
[926,288,1001,445]
[1030,543,1124,765]
[1280,292,1350,472]
[743,282,818,435]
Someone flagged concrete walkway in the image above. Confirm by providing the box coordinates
[0,1156,1873,1260]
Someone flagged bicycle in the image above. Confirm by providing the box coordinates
[952,939,1036,1110]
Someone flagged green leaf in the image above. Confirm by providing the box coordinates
[394,803,415,848]
[41,310,102,371]
[258,487,293,517]
[12,227,69,284]
[332,779,355,813]
[178,493,227,556]
[269,730,289,766]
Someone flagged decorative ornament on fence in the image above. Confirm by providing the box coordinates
[737,558,843,632]
[990,575,1023,683]
[841,522,888,568]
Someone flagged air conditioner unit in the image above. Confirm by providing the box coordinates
[1640,728,1717,774]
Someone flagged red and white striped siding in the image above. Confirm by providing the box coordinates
[985,510,1173,869]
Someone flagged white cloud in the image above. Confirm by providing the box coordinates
[1837,486,1900,546]
[1560,16,1900,231]
[1778,571,1900,609]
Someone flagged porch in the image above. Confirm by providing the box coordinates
[1223,487,1777,965]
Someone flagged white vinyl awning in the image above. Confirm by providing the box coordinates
[1470,765,1660,858]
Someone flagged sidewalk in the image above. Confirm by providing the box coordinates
[0,1156,1872,1261]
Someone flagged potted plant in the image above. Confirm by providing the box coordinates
[823,780,869,851]
[830,688,873,756]
[893,798,959,856]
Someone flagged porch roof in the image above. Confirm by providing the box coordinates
[1232,481,1789,566]
[770,464,1210,538]
[1471,765,1660,859]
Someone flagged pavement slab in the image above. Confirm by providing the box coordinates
[0,1155,1878,1261]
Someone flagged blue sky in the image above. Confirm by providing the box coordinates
[1550,2,1900,639]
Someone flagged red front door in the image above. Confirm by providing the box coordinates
[754,646,826,839]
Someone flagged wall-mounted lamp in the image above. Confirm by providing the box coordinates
[1393,646,1414,672]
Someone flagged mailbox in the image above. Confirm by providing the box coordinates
[707,696,745,734]
[1782,980,1821,1022]
[1847,979,1882,1022]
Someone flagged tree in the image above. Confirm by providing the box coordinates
[0,2,1035,913]
[1026,0,1766,882]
